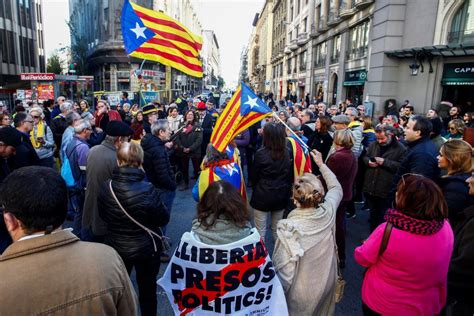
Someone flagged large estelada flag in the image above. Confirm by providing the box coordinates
[211,83,272,152]
[121,0,203,78]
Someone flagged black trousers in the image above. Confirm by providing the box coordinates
[180,156,200,185]
[366,194,392,232]
[124,255,160,316]
[336,201,348,262]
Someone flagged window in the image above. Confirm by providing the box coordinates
[5,0,12,19]
[6,31,16,64]
[29,38,35,67]
[328,0,335,23]
[297,0,300,14]
[299,51,307,71]
[347,20,370,60]
[287,58,292,74]
[330,35,341,64]
[448,1,474,44]
[314,41,327,68]
[303,17,307,33]
[293,56,297,73]
[290,3,294,21]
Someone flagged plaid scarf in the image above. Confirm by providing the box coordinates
[385,209,444,236]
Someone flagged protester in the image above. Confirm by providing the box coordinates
[174,110,203,190]
[82,121,133,242]
[60,111,81,161]
[273,149,342,315]
[250,123,292,243]
[131,111,145,142]
[344,107,364,158]
[363,125,407,231]
[0,113,11,128]
[392,115,439,189]
[50,100,73,157]
[167,106,183,135]
[98,142,169,316]
[142,104,159,134]
[463,111,474,128]
[444,106,462,131]
[0,167,138,315]
[437,140,473,230]
[12,112,40,169]
[65,119,92,236]
[121,103,133,125]
[446,118,465,140]
[301,109,316,142]
[197,101,215,161]
[430,117,447,152]
[29,107,55,168]
[94,100,122,131]
[447,171,474,315]
[355,174,453,315]
[310,116,333,163]
[326,129,357,268]
[79,99,90,115]
[141,120,176,262]
[81,111,105,147]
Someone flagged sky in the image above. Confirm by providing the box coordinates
[43,0,265,88]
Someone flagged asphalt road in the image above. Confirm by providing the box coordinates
[130,183,371,316]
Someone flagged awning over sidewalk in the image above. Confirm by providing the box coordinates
[385,44,474,58]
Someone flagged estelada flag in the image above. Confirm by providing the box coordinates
[287,136,312,177]
[121,0,203,78]
[211,83,272,152]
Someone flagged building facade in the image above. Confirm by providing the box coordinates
[0,0,46,106]
[69,0,217,98]
[252,0,474,114]
[201,30,221,90]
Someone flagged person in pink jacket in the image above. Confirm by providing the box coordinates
[355,174,454,315]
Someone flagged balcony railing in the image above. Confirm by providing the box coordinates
[330,55,339,64]
[346,46,368,60]
[314,57,326,68]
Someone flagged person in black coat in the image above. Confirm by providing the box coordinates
[446,173,474,315]
[437,139,474,230]
[250,123,293,243]
[197,101,215,162]
[310,116,333,164]
[10,113,40,169]
[98,142,169,316]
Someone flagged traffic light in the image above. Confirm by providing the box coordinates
[69,63,77,74]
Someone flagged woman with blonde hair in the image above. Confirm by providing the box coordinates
[437,139,473,229]
[98,141,169,316]
[446,119,465,139]
[29,106,55,168]
[326,129,358,268]
[273,149,343,315]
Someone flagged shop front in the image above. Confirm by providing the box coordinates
[313,74,327,103]
[441,63,474,112]
[344,69,367,106]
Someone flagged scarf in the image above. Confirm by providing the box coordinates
[30,120,45,149]
[385,209,444,235]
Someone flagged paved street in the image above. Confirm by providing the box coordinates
[132,182,370,315]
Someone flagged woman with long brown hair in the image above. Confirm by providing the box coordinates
[250,122,293,243]
[437,139,473,229]
[310,116,333,162]
[355,174,454,315]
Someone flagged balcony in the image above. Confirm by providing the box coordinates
[297,32,309,46]
[327,17,341,27]
[355,0,374,10]
[289,39,298,51]
[339,7,356,19]
[310,25,320,38]
[284,46,292,54]
[318,20,329,33]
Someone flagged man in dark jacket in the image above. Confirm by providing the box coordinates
[141,119,176,262]
[392,115,439,190]
[197,101,215,162]
[446,172,474,315]
[50,100,73,158]
[363,125,407,231]
[11,113,40,169]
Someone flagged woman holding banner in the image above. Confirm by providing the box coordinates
[250,123,293,243]
[273,149,343,315]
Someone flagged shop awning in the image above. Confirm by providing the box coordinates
[441,62,474,85]
[343,69,367,86]
[385,44,474,58]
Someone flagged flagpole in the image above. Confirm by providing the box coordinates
[272,112,310,150]
[138,59,146,107]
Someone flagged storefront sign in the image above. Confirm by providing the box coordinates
[442,63,474,85]
[20,73,56,81]
[343,69,367,86]
[37,84,55,101]
[141,91,160,104]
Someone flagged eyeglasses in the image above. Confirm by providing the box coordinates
[32,116,40,119]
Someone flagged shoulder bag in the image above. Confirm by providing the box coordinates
[108,180,170,253]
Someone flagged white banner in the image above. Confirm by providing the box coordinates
[158,228,288,316]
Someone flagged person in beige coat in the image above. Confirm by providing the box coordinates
[0,166,138,315]
[273,149,343,316]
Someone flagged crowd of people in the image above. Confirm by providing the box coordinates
[0,92,473,316]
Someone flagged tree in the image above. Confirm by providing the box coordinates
[218,76,225,89]
[67,20,89,75]
[47,54,62,74]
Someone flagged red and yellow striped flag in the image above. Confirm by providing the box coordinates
[122,0,203,77]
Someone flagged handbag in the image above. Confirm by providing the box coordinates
[108,180,170,253]
[332,228,345,303]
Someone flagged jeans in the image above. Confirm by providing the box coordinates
[124,255,160,316]
[253,209,284,243]
[69,189,85,238]
[156,189,176,235]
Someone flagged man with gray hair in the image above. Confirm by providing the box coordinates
[344,107,364,158]
[65,119,92,236]
[285,117,312,178]
[141,119,176,262]
[317,102,327,117]
[60,111,81,160]
[51,100,74,158]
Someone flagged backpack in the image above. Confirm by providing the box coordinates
[60,143,80,188]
